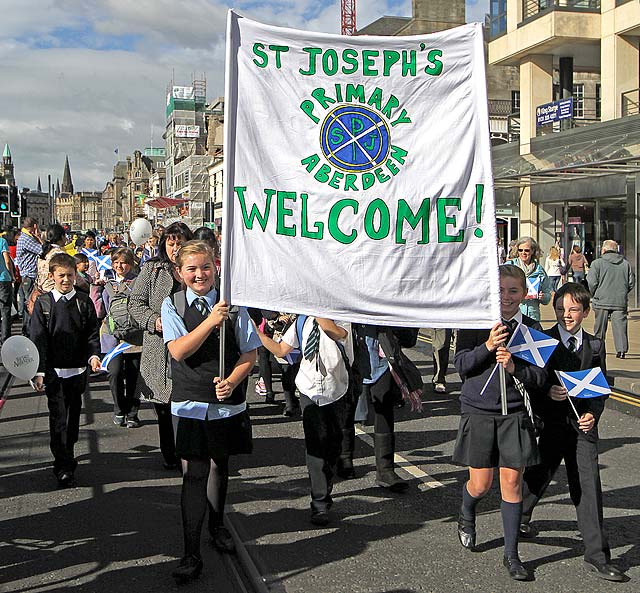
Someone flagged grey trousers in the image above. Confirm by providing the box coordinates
[593,307,628,354]
[430,328,452,385]
[300,394,342,513]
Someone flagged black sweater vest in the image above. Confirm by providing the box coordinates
[170,301,246,405]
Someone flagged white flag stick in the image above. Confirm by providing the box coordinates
[555,370,581,420]
[480,363,499,396]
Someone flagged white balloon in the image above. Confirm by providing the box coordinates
[129,218,153,246]
[1,336,40,381]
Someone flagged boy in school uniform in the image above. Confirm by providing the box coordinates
[30,252,101,488]
[521,282,627,582]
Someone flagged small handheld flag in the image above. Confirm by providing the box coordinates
[508,324,559,368]
[480,323,559,396]
[526,277,541,297]
[93,254,113,272]
[556,368,611,399]
[100,342,132,371]
[82,247,98,259]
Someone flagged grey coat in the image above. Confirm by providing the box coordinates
[587,251,636,311]
[129,260,180,404]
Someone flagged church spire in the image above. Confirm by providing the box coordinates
[2,144,10,161]
[37,176,42,192]
[56,178,60,197]
[61,155,74,194]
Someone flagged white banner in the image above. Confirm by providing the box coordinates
[175,124,200,138]
[222,11,500,328]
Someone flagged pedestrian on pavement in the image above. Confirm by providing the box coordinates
[101,248,142,429]
[162,241,259,583]
[545,245,565,292]
[128,222,193,470]
[5,228,21,316]
[506,236,552,321]
[257,315,354,526]
[30,252,101,488]
[0,231,16,346]
[15,217,42,335]
[352,324,418,492]
[429,328,453,394]
[568,244,588,284]
[453,264,545,581]
[587,239,636,359]
[520,282,627,583]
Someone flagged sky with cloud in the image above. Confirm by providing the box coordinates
[0,0,488,193]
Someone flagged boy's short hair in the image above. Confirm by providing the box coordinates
[553,282,591,310]
[73,252,89,265]
[499,264,527,292]
[175,240,215,268]
[49,252,77,273]
[110,247,135,266]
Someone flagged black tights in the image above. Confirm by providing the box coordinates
[180,456,230,558]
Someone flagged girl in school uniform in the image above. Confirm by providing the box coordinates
[452,264,546,581]
[161,241,260,583]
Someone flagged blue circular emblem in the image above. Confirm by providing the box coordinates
[320,105,390,173]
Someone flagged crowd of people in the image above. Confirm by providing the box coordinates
[2,217,632,584]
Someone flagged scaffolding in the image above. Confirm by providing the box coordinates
[164,77,212,226]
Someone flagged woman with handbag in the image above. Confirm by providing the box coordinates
[128,222,193,469]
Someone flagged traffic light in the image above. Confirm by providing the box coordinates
[0,185,9,213]
[9,186,19,217]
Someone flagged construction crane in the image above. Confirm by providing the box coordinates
[341,0,356,35]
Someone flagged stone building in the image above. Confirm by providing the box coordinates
[102,160,127,231]
[489,0,640,307]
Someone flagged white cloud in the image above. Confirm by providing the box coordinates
[0,0,487,195]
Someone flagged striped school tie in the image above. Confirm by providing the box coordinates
[194,297,209,316]
[304,319,320,361]
[567,336,577,352]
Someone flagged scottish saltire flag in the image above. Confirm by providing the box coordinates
[526,276,541,297]
[82,248,98,259]
[94,254,112,272]
[508,324,559,367]
[100,342,132,371]
[556,368,611,399]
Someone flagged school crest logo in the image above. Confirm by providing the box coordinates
[299,84,411,192]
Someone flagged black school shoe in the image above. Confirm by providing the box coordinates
[56,470,76,488]
[503,555,529,581]
[585,559,626,582]
[519,522,538,539]
[457,513,476,550]
[172,555,203,583]
[210,526,236,554]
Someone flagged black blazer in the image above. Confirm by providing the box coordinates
[455,315,547,415]
[534,324,607,441]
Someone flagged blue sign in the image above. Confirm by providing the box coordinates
[536,98,573,127]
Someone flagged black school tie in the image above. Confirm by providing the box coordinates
[194,297,209,316]
[567,336,577,352]
[304,319,320,361]
[503,319,518,340]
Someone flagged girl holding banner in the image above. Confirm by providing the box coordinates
[452,265,546,581]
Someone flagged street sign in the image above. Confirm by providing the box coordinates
[536,98,573,127]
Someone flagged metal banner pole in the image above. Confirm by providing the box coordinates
[499,364,508,415]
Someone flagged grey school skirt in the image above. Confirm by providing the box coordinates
[452,411,540,469]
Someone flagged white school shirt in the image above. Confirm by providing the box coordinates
[281,318,353,406]
[558,326,584,351]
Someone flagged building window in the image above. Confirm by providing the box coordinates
[595,83,601,120]
[511,90,520,113]
[573,83,584,118]
[490,0,507,38]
